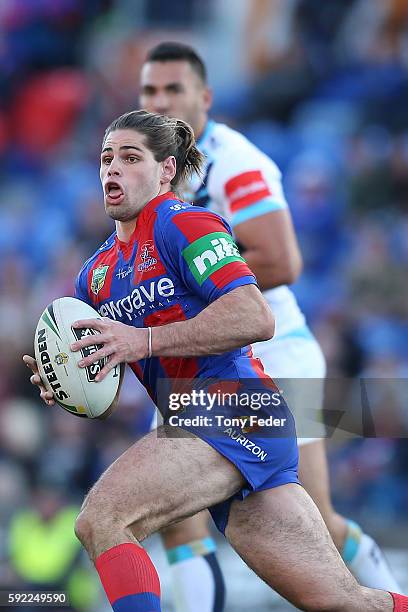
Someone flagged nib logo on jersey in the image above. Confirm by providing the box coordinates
[183,232,245,285]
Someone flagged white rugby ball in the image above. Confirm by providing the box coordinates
[34,297,121,418]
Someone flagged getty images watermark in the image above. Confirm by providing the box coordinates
[157,377,408,440]
[167,388,287,429]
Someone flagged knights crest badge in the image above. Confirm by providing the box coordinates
[91,265,109,295]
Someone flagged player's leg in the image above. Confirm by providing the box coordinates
[300,439,402,592]
[298,439,347,550]
[225,483,395,612]
[150,408,226,612]
[254,332,401,592]
[74,426,244,611]
[161,512,225,612]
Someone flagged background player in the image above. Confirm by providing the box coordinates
[139,41,402,611]
[24,108,406,612]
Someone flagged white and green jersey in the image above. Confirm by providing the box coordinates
[184,120,306,339]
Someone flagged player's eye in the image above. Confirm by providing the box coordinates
[167,84,183,93]
[101,156,112,165]
[126,155,138,163]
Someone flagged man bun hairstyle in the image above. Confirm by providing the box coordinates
[103,110,205,189]
[145,41,207,84]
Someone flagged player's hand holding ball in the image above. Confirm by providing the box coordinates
[70,315,149,381]
[22,297,148,418]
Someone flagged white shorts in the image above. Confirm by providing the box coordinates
[150,327,326,445]
[253,327,326,446]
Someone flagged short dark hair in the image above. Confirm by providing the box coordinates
[103,110,204,189]
[145,42,207,84]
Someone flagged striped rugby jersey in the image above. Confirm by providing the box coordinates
[75,191,266,399]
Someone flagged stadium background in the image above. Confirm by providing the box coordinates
[0,0,407,609]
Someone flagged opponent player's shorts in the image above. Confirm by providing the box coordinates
[253,325,327,446]
[151,326,327,444]
[159,376,299,535]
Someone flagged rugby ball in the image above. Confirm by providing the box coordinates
[34,297,121,418]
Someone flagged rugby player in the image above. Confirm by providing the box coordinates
[138,42,402,610]
[24,110,407,611]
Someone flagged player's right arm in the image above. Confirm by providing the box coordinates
[22,354,55,405]
[22,265,90,406]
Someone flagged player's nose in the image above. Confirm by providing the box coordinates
[150,94,170,115]
[107,159,121,175]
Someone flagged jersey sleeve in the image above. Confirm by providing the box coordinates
[161,208,257,304]
[74,266,92,306]
[208,138,288,228]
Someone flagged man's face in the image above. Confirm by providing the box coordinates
[140,60,211,136]
[100,129,163,222]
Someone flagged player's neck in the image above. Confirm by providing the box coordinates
[116,219,137,243]
[195,114,209,140]
[116,184,171,243]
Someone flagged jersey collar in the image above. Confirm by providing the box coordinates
[114,191,175,248]
[137,190,175,224]
[197,119,215,147]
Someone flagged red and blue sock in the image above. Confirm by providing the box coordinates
[95,542,161,611]
[390,592,408,611]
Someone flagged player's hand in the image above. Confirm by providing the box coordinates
[22,354,55,406]
[70,318,149,382]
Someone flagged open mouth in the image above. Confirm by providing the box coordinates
[105,181,124,204]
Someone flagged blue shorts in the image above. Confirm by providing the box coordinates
[161,378,299,534]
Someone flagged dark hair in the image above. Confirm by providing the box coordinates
[145,41,207,84]
[103,109,204,188]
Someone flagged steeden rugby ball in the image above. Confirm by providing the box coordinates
[34,297,120,418]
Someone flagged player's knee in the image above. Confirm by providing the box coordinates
[75,502,123,553]
[74,510,94,550]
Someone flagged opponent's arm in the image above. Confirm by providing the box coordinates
[233,209,303,290]
[70,284,274,380]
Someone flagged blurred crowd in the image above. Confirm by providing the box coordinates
[0,0,407,608]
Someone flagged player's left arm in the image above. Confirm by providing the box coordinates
[70,282,274,379]
[234,208,303,290]
[152,282,274,356]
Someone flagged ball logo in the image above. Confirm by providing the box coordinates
[91,265,109,295]
[36,327,70,402]
[55,352,69,366]
[71,327,106,382]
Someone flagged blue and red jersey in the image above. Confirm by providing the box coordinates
[75,191,266,400]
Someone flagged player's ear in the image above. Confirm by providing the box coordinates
[160,156,176,184]
[203,86,213,113]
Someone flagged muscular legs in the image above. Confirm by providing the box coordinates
[226,484,393,612]
[74,426,395,612]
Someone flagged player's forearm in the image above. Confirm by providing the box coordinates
[151,285,274,357]
[242,248,303,290]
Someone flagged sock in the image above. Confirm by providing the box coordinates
[166,537,225,612]
[390,593,408,611]
[342,520,401,592]
[95,542,161,611]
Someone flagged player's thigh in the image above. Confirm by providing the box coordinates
[225,483,358,609]
[82,426,245,540]
[161,510,211,549]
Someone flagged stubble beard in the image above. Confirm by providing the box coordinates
[105,197,140,222]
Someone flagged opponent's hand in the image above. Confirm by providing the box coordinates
[70,318,149,382]
[22,354,55,406]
